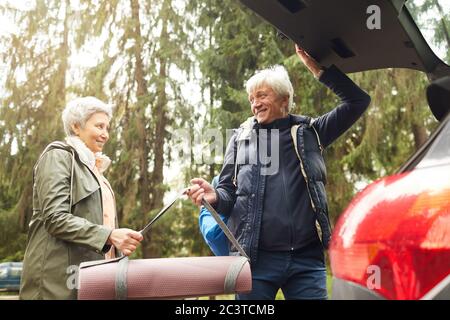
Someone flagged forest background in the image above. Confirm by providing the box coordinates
[0,0,448,265]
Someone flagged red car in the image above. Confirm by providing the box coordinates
[330,81,450,300]
[240,0,450,299]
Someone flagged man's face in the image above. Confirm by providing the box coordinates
[249,85,288,124]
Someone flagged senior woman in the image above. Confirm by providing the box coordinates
[20,97,143,300]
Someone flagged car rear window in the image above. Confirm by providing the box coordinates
[416,116,450,168]
[406,0,450,66]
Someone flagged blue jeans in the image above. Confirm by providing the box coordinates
[237,242,327,300]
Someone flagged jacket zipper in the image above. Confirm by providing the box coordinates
[281,156,295,250]
[247,129,259,261]
[249,155,260,261]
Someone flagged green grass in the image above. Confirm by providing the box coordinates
[0,291,19,296]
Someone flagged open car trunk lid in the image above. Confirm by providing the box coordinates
[239,0,450,80]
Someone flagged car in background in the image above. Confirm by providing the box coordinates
[239,0,450,299]
[0,262,23,292]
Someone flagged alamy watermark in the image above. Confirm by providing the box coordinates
[366,265,381,290]
[170,128,281,176]
[367,5,381,30]
[66,265,79,290]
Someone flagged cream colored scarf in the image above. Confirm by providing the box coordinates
[65,136,111,173]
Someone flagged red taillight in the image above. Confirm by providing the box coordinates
[330,166,450,299]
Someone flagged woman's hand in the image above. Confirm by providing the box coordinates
[187,178,217,206]
[295,44,323,78]
[108,228,143,256]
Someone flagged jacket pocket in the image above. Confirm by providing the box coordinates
[71,179,99,207]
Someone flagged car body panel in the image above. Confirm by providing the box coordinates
[331,277,385,300]
[329,160,450,299]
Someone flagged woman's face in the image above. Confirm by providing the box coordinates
[73,112,110,153]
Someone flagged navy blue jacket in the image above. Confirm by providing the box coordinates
[214,65,371,263]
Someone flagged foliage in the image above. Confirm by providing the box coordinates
[0,0,446,263]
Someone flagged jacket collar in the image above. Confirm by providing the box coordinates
[259,116,291,129]
[238,114,312,140]
[65,136,111,173]
[289,114,313,126]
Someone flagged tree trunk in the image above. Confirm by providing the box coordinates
[412,123,428,151]
[146,3,170,258]
[129,0,153,257]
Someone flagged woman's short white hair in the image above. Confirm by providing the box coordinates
[62,96,113,136]
[245,65,294,111]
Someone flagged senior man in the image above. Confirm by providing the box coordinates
[188,45,371,300]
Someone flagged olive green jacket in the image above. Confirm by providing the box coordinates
[20,142,115,300]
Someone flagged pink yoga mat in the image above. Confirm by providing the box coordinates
[78,256,252,300]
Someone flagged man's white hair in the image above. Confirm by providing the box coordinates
[62,96,113,136]
[245,65,294,111]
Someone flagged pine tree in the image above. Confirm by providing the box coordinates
[0,0,72,260]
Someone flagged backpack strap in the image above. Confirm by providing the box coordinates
[290,123,323,213]
[223,256,249,294]
[309,119,324,154]
[291,115,324,153]
[115,256,129,300]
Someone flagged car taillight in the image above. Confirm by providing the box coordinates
[330,166,450,299]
